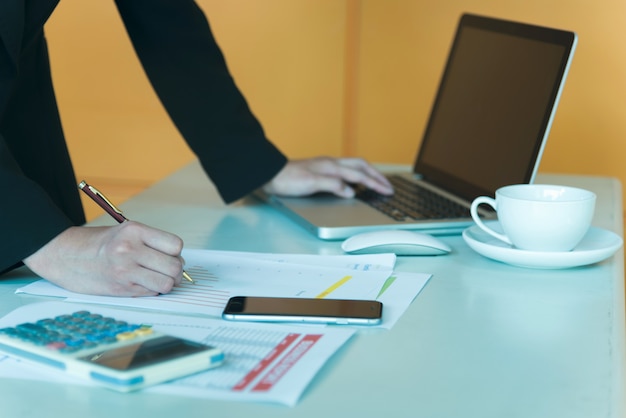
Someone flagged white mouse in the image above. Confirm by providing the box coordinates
[341,230,452,256]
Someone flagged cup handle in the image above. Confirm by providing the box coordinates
[470,196,513,245]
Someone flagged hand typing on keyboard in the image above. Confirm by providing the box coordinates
[263,157,394,198]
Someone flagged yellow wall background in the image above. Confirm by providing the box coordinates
[45,1,626,222]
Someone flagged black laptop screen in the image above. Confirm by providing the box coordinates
[415,14,576,200]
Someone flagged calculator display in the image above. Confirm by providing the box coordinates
[79,336,213,371]
[0,309,224,391]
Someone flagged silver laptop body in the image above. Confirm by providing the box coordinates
[257,13,577,240]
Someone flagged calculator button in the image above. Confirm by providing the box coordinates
[45,342,66,350]
[64,338,85,347]
[59,345,82,353]
[116,331,138,341]
[134,327,154,337]
[1,311,153,354]
[16,323,47,333]
[0,328,17,336]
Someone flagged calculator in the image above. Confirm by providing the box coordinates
[0,310,224,392]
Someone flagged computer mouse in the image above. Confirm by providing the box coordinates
[341,230,452,256]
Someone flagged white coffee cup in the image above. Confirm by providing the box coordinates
[470,184,596,252]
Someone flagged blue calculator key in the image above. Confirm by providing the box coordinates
[85,334,106,343]
[59,345,82,353]
[0,327,17,336]
[99,336,118,344]
[16,323,47,333]
[64,338,85,347]
[1,311,151,354]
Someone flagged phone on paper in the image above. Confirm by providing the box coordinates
[222,296,383,325]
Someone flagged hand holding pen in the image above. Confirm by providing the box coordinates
[79,181,194,284]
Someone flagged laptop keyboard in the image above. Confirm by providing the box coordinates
[354,175,469,221]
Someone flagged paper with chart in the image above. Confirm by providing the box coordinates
[0,301,354,406]
[16,250,395,314]
[16,250,432,329]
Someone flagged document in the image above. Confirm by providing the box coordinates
[0,301,354,406]
[16,250,431,329]
[4,250,433,405]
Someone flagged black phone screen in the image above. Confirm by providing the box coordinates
[223,296,382,320]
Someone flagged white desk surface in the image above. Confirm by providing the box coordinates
[1,161,624,418]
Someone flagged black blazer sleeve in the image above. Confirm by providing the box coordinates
[114,0,288,203]
[0,136,76,273]
[0,2,84,274]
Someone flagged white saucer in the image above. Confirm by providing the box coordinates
[462,224,623,269]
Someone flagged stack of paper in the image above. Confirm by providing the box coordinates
[4,250,431,405]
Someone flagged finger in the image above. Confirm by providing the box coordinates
[63,274,161,297]
[313,158,392,195]
[305,175,355,198]
[337,158,393,188]
[131,268,178,295]
[134,247,184,289]
[111,223,184,293]
[101,249,179,295]
[113,283,161,297]
[330,164,393,195]
[122,221,184,257]
[81,262,165,297]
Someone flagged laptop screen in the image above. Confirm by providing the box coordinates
[415,14,577,201]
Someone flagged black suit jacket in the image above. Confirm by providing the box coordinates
[0,0,287,273]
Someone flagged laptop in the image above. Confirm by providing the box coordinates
[256,13,577,240]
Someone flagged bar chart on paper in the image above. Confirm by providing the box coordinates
[160,264,229,310]
[146,250,396,316]
[16,250,397,318]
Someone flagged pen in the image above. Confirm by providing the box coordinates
[78,180,195,284]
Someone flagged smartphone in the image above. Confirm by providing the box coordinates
[222,296,383,325]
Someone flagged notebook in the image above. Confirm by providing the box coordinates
[256,13,577,240]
